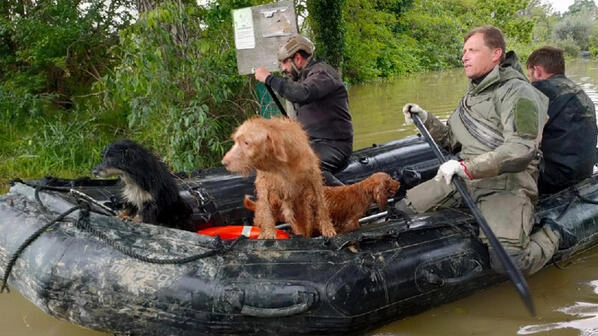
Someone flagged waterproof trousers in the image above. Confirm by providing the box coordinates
[398,178,560,276]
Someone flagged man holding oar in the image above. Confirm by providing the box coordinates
[395,25,576,277]
[254,34,353,186]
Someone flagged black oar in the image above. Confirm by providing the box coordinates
[265,84,288,117]
[410,111,536,316]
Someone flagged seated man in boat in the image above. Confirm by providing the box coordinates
[254,34,353,186]
[396,25,575,276]
[526,46,598,195]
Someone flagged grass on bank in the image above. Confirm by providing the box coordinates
[0,109,129,194]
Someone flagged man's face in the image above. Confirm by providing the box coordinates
[279,58,293,77]
[461,32,502,80]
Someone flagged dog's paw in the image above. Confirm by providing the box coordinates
[258,228,278,239]
[320,221,337,237]
[118,210,133,221]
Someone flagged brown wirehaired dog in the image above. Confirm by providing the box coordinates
[244,172,400,234]
[221,117,336,239]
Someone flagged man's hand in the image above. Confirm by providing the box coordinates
[254,66,271,83]
[402,103,428,125]
[434,160,472,185]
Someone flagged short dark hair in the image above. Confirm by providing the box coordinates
[526,46,565,74]
[465,25,506,62]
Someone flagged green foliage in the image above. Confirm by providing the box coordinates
[567,0,598,15]
[0,0,135,117]
[399,0,469,70]
[307,0,346,70]
[342,0,418,82]
[552,13,597,51]
[0,108,112,193]
[95,0,256,172]
[473,0,534,43]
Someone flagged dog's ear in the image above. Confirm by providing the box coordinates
[373,175,393,209]
[374,182,388,209]
[269,134,288,163]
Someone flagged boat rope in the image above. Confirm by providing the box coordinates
[0,205,81,294]
[16,179,118,216]
[74,201,245,265]
[0,188,245,294]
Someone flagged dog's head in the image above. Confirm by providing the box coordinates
[221,118,289,175]
[370,172,400,209]
[92,139,154,178]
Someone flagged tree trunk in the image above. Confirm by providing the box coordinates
[136,0,160,14]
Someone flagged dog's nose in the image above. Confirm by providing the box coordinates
[221,152,230,168]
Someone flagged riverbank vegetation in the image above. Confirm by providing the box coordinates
[1,0,597,193]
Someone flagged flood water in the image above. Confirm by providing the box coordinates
[3,59,598,335]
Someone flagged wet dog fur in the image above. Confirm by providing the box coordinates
[221,117,336,239]
[244,172,400,234]
[92,139,193,231]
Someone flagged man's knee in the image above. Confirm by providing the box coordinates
[487,240,553,276]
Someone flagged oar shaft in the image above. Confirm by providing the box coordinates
[411,112,536,316]
[265,84,288,117]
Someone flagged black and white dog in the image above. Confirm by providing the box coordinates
[92,139,193,231]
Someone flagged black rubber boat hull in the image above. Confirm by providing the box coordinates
[0,135,597,336]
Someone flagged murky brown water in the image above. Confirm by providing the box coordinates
[2,59,598,335]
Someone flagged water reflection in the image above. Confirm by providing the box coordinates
[519,299,598,335]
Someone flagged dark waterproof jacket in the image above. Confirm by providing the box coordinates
[266,59,353,142]
[533,74,597,194]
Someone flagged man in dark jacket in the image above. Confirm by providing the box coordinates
[254,34,353,186]
[526,46,597,195]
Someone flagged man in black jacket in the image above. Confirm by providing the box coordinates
[527,46,597,194]
[254,34,353,185]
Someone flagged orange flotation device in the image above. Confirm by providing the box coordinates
[197,225,290,240]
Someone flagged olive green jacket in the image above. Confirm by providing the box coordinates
[424,51,549,199]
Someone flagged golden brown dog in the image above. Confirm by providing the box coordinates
[221,117,336,239]
[244,172,400,234]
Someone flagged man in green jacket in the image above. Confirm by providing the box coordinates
[397,25,572,276]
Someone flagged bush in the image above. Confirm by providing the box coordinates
[94,1,256,172]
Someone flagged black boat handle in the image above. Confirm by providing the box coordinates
[241,302,310,318]
[422,262,484,287]
[240,292,314,317]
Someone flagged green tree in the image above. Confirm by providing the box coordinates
[472,0,533,43]
[527,0,558,43]
[0,0,135,117]
[341,0,417,82]
[307,0,346,70]
[95,0,258,171]
[552,13,596,53]
[567,0,598,15]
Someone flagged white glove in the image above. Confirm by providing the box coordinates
[434,160,472,185]
[402,103,428,125]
